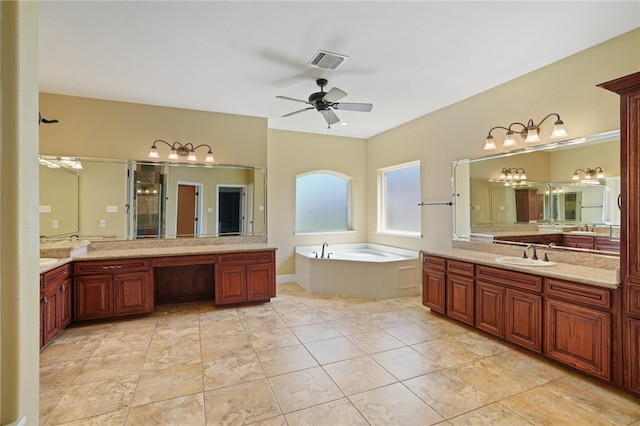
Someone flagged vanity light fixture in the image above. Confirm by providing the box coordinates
[572,166,605,182]
[484,113,568,151]
[498,167,527,186]
[148,139,215,163]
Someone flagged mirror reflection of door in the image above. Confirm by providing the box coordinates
[217,186,245,236]
[177,183,199,237]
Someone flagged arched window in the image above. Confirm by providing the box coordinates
[296,171,352,233]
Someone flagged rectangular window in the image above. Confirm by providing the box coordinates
[378,161,421,236]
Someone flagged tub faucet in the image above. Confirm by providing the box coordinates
[321,242,329,259]
[524,244,538,260]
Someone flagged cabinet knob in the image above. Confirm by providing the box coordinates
[61,285,67,292]
[42,295,48,304]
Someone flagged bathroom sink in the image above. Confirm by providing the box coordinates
[568,231,597,235]
[39,258,58,266]
[495,256,555,267]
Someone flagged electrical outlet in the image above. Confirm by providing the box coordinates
[99,219,106,228]
[106,205,118,213]
[52,220,59,229]
[40,205,52,213]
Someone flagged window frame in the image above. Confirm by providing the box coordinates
[377,160,422,238]
[295,170,354,235]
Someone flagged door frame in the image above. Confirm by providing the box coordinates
[216,184,247,236]
[174,181,204,237]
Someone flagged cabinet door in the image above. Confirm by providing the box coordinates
[423,269,446,314]
[42,284,61,346]
[247,263,275,301]
[216,265,247,305]
[475,280,504,337]
[629,318,640,393]
[545,298,610,380]
[59,279,73,329]
[75,275,113,321]
[505,288,541,352]
[446,274,474,325]
[562,235,595,249]
[114,271,152,316]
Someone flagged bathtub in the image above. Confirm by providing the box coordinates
[295,243,421,299]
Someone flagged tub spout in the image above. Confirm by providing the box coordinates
[321,242,329,258]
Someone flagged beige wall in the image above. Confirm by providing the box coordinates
[39,165,79,236]
[365,29,639,254]
[39,93,268,166]
[267,129,367,275]
[1,2,40,423]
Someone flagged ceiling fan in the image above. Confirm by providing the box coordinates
[276,78,373,127]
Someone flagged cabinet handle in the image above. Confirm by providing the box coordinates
[42,295,48,304]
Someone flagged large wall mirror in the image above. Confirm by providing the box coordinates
[39,156,266,241]
[453,130,620,248]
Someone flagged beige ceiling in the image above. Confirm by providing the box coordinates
[38,1,640,139]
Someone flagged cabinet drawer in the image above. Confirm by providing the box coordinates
[153,254,216,267]
[43,263,72,287]
[545,278,611,309]
[218,250,274,266]
[628,283,640,316]
[423,255,446,271]
[476,265,542,292]
[74,258,150,275]
[447,259,474,277]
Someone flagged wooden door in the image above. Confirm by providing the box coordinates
[505,288,541,352]
[476,280,505,337]
[216,265,247,305]
[59,279,72,329]
[247,263,275,301]
[113,271,151,316]
[75,275,113,321]
[423,269,446,314]
[177,184,197,237]
[42,284,61,346]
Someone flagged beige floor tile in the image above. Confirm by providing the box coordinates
[250,415,287,426]
[39,338,101,364]
[448,402,533,426]
[289,321,341,343]
[501,386,616,426]
[411,336,483,368]
[345,329,405,354]
[384,321,447,345]
[542,374,640,425]
[131,363,203,406]
[72,351,146,385]
[328,316,381,335]
[451,357,541,400]
[126,393,205,426]
[47,409,129,426]
[247,327,301,351]
[143,341,202,371]
[323,356,397,396]
[284,398,369,426]
[364,310,411,329]
[268,367,344,414]
[256,344,318,377]
[349,382,444,425]
[199,315,245,336]
[200,334,254,361]
[449,331,511,357]
[150,325,200,345]
[277,308,325,327]
[91,331,152,357]
[404,369,496,419]
[304,336,366,364]
[202,350,265,390]
[490,349,569,383]
[46,375,138,424]
[204,379,281,425]
[370,346,442,380]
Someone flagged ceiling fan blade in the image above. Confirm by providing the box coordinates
[333,102,373,112]
[282,107,314,117]
[320,109,340,125]
[322,87,347,103]
[276,95,310,104]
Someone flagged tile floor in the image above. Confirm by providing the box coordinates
[40,283,640,425]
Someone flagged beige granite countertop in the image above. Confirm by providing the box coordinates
[39,243,277,274]
[422,247,619,290]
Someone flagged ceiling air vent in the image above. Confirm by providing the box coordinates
[307,50,349,70]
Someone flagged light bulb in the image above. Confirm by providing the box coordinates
[168,149,179,160]
[503,132,517,147]
[187,151,197,162]
[148,146,159,159]
[525,126,541,143]
[484,135,497,150]
[205,152,215,163]
[550,120,568,139]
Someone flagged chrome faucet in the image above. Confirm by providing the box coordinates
[524,244,538,260]
[320,242,329,259]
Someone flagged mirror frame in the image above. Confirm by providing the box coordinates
[39,155,267,241]
[452,130,620,252]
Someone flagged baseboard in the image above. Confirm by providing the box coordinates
[276,274,297,284]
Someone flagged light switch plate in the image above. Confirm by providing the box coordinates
[40,205,52,213]
[106,205,118,213]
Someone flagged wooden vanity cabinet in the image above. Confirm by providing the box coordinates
[422,255,446,314]
[41,263,72,348]
[215,250,275,305]
[562,234,595,249]
[594,236,620,252]
[476,265,543,352]
[446,260,475,325]
[74,258,152,321]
